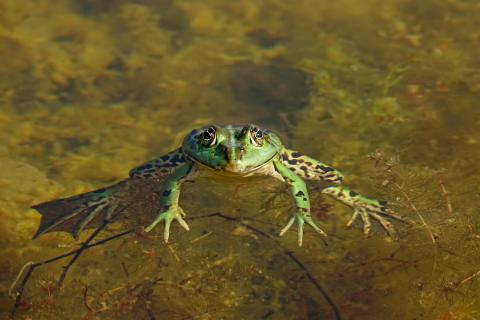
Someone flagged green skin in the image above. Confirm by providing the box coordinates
[129,124,408,246]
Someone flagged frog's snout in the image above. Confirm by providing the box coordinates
[220,142,246,172]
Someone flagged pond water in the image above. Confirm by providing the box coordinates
[1,0,480,319]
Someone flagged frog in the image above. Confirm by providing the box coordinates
[32,124,408,246]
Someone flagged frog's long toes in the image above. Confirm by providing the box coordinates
[297,219,304,247]
[308,220,328,237]
[346,209,360,228]
[163,217,174,243]
[381,207,414,225]
[279,216,296,237]
[369,211,398,240]
[176,215,190,231]
[144,216,163,233]
[358,208,372,238]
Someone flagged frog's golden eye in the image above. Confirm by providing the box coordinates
[250,127,265,146]
[200,126,216,146]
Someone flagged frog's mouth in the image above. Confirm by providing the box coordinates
[186,153,276,176]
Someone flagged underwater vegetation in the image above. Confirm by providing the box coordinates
[0,0,480,319]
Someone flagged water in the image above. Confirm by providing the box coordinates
[1,0,480,319]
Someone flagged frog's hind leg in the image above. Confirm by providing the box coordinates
[32,182,125,240]
[280,149,344,184]
[322,186,412,239]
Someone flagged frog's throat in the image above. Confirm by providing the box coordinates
[184,153,278,176]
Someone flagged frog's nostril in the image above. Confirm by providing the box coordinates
[238,146,245,160]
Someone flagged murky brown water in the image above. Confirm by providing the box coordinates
[1,0,480,319]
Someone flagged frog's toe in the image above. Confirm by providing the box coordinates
[347,207,398,240]
[347,208,372,238]
[368,210,398,240]
[279,216,296,237]
[303,215,328,240]
[346,208,360,228]
[175,207,190,231]
[279,213,327,246]
[145,206,190,243]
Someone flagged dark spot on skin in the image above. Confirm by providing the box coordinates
[316,165,334,172]
[349,190,358,197]
[136,164,154,171]
[161,155,170,161]
[162,205,171,211]
[303,197,307,201]
[161,168,169,173]
[379,200,387,206]
[305,161,312,166]
[171,154,185,164]
[287,159,298,165]
[163,163,178,167]
[300,207,308,212]
[295,191,305,197]
[162,190,172,197]
[281,153,289,161]
[291,152,302,158]
[300,165,308,171]
[380,206,387,212]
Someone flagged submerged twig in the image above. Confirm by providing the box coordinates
[444,269,480,292]
[10,228,134,316]
[12,211,340,319]
[434,170,453,216]
[198,212,342,320]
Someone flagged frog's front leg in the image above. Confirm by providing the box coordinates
[272,159,327,246]
[144,163,194,242]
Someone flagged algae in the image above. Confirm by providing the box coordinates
[1,0,480,319]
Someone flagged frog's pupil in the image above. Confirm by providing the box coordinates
[255,130,263,139]
[203,131,212,140]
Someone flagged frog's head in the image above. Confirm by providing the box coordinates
[182,124,282,173]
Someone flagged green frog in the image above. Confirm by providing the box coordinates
[32,124,407,246]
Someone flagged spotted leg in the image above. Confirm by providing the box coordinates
[279,149,344,183]
[144,163,195,242]
[129,148,186,179]
[273,158,327,246]
[280,149,410,239]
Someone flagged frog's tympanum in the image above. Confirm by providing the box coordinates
[32,125,407,246]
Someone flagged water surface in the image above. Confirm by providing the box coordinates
[1,0,480,319]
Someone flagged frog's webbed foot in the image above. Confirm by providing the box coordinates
[279,210,328,246]
[144,206,190,243]
[322,186,412,240]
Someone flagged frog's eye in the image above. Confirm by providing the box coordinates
[200,127,216,146]
[250,127,265,146]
